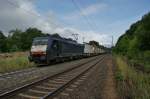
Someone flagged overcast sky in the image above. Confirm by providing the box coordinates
[0,0,150,46]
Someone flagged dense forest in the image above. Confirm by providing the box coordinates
[0,28,47,52]
[114,12,150,71]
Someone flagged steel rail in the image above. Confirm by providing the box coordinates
[43,56,105,99]
[0,55,103,99]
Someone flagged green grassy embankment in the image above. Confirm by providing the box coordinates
[115,56,150,99]
[0,52,35,74]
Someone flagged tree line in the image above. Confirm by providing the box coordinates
[0,28,46,52]
[113,12,150,61]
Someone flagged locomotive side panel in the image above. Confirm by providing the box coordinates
[60,41,83,57]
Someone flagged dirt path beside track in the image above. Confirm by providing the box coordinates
[100,55,119,99]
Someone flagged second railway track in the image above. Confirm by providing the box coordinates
[0,55,105,99]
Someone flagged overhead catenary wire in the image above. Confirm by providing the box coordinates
[5,0,81,40]
[5,0,63,29]
[5,0,98,32]
[72,0,113,46]
[76,0,100,30]
[71,0,97,32]
[5,0,107,45]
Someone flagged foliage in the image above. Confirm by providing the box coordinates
[113,12,150,70]
[89,40,108,51]
[0,52,35,73]
[51,33,62,38]
[115,56,150,99]
[0,28,46,52]
[114,12,150,53]
[89,40,100,46]
[0,27,106,53]
[0,31,7,52]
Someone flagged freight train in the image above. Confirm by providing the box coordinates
[28,36,104,64]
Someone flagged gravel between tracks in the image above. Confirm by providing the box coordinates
[0,56,100,94]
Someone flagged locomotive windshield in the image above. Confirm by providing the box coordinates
[32,37,48,46]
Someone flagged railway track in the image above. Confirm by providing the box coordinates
[0,68,37,78]
[0,56,96,79]
[0,55,105,99]
[0,56,99,94]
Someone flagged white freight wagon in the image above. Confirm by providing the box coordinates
[83,43,94,56]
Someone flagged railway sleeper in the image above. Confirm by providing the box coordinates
[19,93,42,99]
[53,67,95,99]
[19,90,45,98]
[48,80,67,84]
[1,56,104,99]
[43,83,62,87]
[29,89,49,94]
[52,78,70,82]
[35,86,58,91]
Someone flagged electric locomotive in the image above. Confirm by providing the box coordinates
[28,36,84,64]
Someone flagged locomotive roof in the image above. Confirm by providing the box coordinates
[51,36,79,45]
[34,36,82,45]
[33,36,49,40]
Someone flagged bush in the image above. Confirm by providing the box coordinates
[115,71,124,81]
[143,51,150,60]
[0,53,34,73]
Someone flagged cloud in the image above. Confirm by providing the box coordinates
[65,3,108,20]
[0,0,111,46]
[80,3,107,16]
[53,27,112,45]
[0,0,57,34]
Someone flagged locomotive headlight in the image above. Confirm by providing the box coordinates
[41,51,46,55]
[31,51,46,56]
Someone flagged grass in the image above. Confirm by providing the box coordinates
[115,56,150,99]
[127,50,150,73]
[0,52,35,74]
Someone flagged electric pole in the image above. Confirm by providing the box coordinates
[72,33,79,41]
[111,36,114,47]
[82,37,85,43]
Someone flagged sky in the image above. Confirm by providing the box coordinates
[0,0,150,46]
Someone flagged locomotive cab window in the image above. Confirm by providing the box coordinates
[32,37,48,46]
[51,40,59,50]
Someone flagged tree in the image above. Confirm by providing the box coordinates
[89,40,99,47]
[51,33,61,38]
[8,29,23,51]
[0,31,7,52]
[114,12,150,60]
[20,28,46,50]
[0,28,47,52]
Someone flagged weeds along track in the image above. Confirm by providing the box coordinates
[0,55,105,99]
